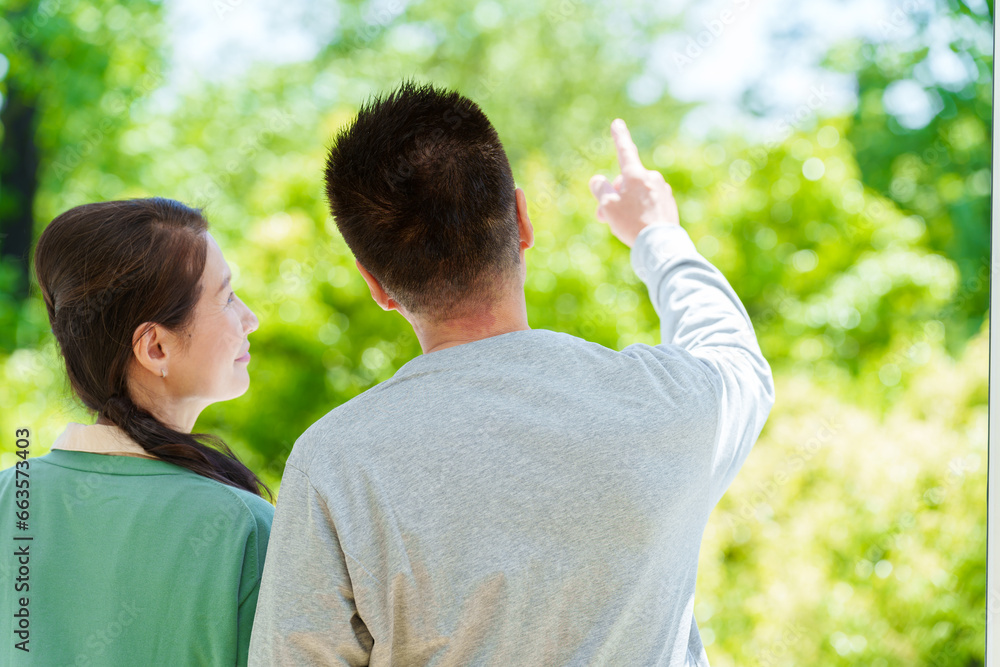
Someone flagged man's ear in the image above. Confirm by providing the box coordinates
[515,188,534,252]
[132,322,170,379]
[355,260,399,312]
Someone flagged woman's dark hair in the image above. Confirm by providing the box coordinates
[325,79,520,319]
[33,197,272,501]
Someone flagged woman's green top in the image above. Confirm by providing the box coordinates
[0,430,274,666]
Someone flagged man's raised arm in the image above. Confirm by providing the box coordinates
[589,119,776,502]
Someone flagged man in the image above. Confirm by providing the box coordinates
[249,81,774,666]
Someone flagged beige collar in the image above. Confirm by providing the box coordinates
[52,422,160,460]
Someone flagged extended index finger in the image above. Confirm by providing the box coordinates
[611,119,645,177]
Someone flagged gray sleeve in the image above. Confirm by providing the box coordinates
[629,224,776,502]
[248,462,374,666]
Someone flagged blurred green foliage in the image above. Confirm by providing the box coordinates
[0,0,990,664]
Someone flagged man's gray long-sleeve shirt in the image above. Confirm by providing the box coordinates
[248,224,775,666]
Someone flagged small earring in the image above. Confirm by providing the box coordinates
[160,368,166,379]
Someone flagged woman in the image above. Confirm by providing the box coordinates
[0,198,274,666]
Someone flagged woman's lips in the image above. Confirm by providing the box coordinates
[236,346,250,362]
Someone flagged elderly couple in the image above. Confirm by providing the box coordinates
[0,81,773,666]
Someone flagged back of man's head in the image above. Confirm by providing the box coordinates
[325,81,520,320]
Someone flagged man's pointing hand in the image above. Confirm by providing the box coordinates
[588,119,680,248]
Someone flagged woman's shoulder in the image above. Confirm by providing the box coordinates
[149,467,274,568]
[220,481,276,528]
[174,476,275,586]
[173,468,275,530]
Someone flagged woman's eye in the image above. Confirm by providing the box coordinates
[227,292,235,305]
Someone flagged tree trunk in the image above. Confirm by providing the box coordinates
[0,76,39,300]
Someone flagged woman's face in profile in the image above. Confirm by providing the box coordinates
[164,232,259,404]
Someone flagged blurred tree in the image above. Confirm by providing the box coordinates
[1,0,988,454]
[830,0,993,353]
[0,0,164,350]
[0,0,990,663]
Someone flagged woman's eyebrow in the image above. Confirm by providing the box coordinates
[218,272,232,294]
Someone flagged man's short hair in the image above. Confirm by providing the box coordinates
[324,80,520,319]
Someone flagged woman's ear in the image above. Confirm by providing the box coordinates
[132,322,171,378]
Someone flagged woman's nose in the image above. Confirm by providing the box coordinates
[244,304,259,334]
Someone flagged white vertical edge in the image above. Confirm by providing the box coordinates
[988,8,998,664]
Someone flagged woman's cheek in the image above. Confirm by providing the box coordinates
[231,311,245,341]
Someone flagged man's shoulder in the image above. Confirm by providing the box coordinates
[285,330,712,469]
[286,386,393,472]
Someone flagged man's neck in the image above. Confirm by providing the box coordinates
[411,299,531,354]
